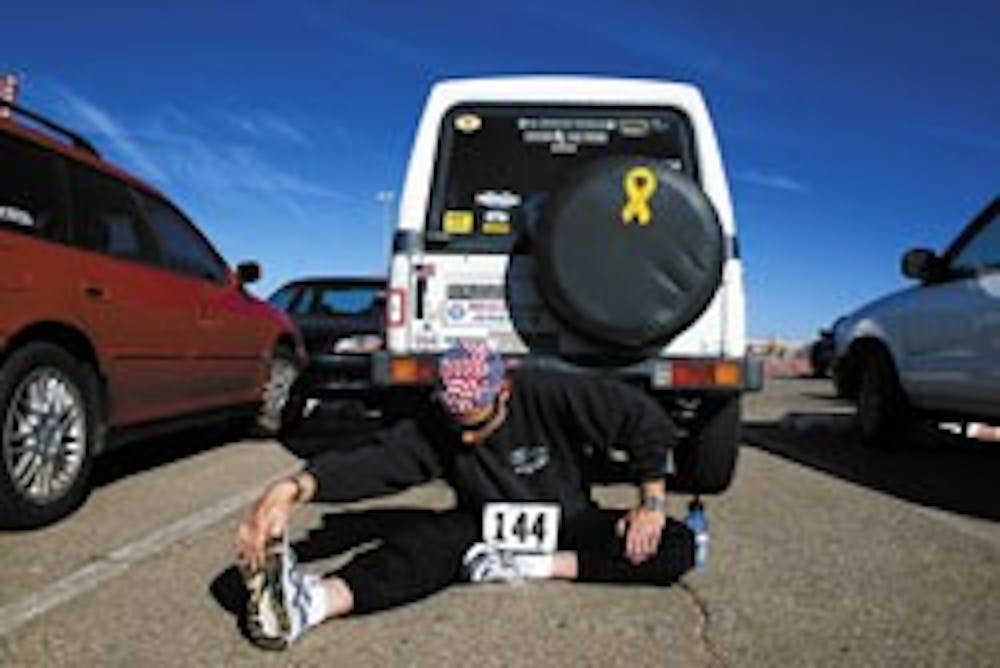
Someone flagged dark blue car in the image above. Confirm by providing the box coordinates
[268,277,385,401]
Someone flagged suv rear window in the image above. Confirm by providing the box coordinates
[427,105,696,253]
[0,133,70,243]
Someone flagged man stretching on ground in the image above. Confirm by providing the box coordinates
[235,339,698,650]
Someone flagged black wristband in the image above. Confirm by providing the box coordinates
[289,474,306,503]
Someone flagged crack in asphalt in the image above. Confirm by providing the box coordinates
[679,580,727,668]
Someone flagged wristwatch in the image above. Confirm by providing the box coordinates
[641,496,667,513]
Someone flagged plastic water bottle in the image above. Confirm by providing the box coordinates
[685,499,709,572]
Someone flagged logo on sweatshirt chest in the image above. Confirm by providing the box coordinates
[509,444,551,476]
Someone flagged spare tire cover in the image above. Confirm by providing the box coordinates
[535,156,724,350]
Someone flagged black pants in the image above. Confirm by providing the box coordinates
[338,507,695,614]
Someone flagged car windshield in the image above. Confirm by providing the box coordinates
[951,209,999,272]
[428,105,696,253]
[296,284,383,316]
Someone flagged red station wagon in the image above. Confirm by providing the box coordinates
[0,102,305,527]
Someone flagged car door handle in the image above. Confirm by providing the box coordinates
[84,285,108,300]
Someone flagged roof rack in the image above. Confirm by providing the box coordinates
[1,101,101,158]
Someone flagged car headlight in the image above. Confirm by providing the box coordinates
[333,334,384,353]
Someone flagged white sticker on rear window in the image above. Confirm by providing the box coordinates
[0,206,34,228]
[475,191,522,210]
[484,210,510,223]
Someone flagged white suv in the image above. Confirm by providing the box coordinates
[834,197,1000,445]
[373,77,759,493]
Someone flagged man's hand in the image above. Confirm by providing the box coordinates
[235,477,300,573]
[616,506,667,565]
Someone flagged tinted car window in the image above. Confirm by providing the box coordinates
[428,105,696,254]
[295,288,317,316]
[0,133,70,242]
[295,285,381,316]
[268,285,300,312]
[136,191,227,282]
[952,211,999,271]
[318,286,381,315]
[67,161,157,262]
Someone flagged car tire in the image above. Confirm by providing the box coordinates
[0,343,102,528]
[832,361,854,399]
[856,348,910,447]
[809,347,829,378]
[672,395,740,494]
[253,346,302,437]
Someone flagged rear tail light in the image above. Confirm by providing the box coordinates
[387,288,406,327]
[390,356,437,384]
[652,360,742,389]
[713,361,742,386]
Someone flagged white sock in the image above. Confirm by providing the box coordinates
[302,575,330,627]
[511,554,555,579]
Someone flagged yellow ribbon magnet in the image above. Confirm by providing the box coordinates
[621,166,657,225]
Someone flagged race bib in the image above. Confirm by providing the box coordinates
[482,502,560,554]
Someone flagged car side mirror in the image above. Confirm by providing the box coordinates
[236,261,261,285]
[901,248,939,282]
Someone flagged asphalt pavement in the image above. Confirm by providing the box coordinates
[1,380,998,667]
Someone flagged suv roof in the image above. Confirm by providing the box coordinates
[399,76,735,239]
[3,101,100,155]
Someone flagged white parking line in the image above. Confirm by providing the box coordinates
[0,471,293,637]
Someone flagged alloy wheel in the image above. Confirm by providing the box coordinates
[3,367,87,503]
[261,355,298,423]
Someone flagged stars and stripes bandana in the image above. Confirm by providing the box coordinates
[437,339,505,415]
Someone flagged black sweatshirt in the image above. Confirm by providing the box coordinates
[304,369,676,519]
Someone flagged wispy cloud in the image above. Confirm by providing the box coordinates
[54,88,344,208]
[221,110,311,147]
[736,170,809,193]
[57,88,169,183]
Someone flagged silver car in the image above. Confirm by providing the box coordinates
[834,197,999,446]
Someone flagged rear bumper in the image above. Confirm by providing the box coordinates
[373,352,764,393]
[298,353,377,398]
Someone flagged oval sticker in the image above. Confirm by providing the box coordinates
[455,113,483,134]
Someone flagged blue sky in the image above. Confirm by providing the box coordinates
[5,0,997,341]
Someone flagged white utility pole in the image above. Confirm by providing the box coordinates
[375,190,395,254]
